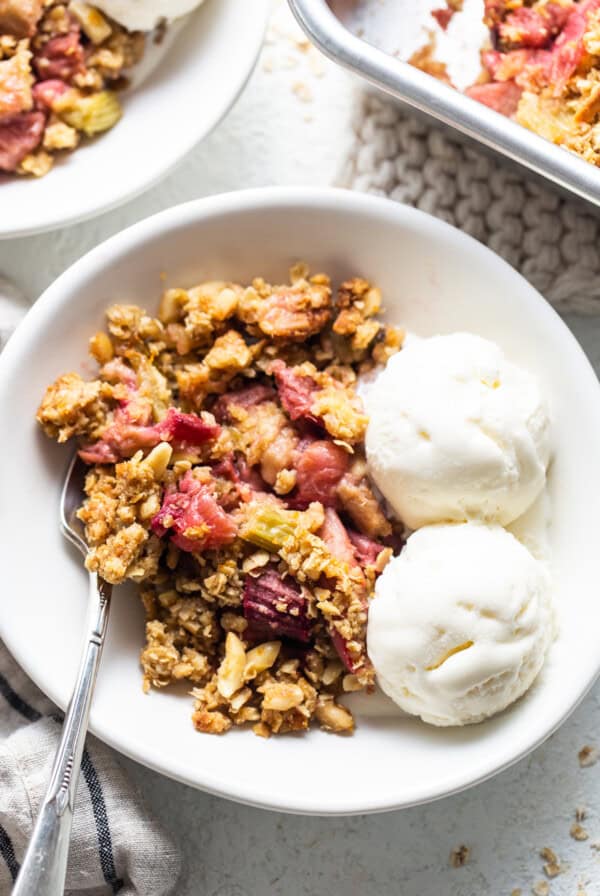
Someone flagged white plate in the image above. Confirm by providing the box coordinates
[0,0,269,239]
[1,188,599,815]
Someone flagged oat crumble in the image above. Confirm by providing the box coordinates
[532,881,550,896]
[449,845,470,867]
[422,0,600,167]
[570,822,590,841]
[37,266,405,736]
[540,847,564,878]
[578,744,599,767]
[0,0,145,176]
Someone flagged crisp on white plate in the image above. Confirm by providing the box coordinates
[1,188,599,815]
[0,0,269,239]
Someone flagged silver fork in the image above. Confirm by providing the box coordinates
[13,454,113,896]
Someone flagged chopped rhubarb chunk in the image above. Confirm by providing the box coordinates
[498,5,571,49]
[432,7,454,30]
[481,47,551,83]
[210,456,242,510]
[156,407,220,447]
[538,3,574,31]
[101,358,138,390]
[318,508,356,567]
[243,568,312,643]
[235,457,269,493]
[240,502,300,552]
[79,406,220,464]
[212,455,267,505]
[288,439,349,509]
[33,79,69,110]
[466,81,523,116]
[33,31,85,82]
[213,383,275,423]
[317,509,372,675]
[0,111,44,172]
[548,0,600,93]
[330,628,363,675]
[271,360,320,425]
[211,456,239,482]
[481,49,503,78]
[211,455,265,508]
[347,529,386,568]
[78,409,160,464]
[152,470,237,552]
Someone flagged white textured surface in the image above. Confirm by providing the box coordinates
[120,683,600,896]
[0,1,599,892]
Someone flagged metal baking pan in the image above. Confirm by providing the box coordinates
[288,0,600,208]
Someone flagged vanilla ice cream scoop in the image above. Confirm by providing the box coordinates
[367,522,553,726]
[365,333,551,529]
[92,0,205,30]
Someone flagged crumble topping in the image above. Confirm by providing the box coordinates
[540,846,564,878]
[0,0,145,177]
[570,822,589,841]
[578,744,599,766]
[37,266,405,736]
[422,0,600,167]
[449,845,470,867]
[532,881,550,896]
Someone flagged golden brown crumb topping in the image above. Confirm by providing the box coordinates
[0,0,144,177]
[37,266,405,736]
[417,0,600,167]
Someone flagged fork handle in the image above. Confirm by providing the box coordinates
[12,575,112,896]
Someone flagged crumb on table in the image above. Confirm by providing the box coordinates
[449,845,470,868]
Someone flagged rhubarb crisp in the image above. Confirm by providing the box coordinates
[428,0,600,167]
[37,266,405,736]
[0,0,145,176]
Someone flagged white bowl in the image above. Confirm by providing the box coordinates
[0,0,268,239]
[1,188,599,815]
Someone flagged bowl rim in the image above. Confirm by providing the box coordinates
[0,0,270,240]
[2,186,600,815]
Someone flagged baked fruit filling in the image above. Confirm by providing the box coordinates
[428,0,600,166]
[37,266,405,736]
[0,0,144,176]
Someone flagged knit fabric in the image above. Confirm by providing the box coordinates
[340,93,600,315]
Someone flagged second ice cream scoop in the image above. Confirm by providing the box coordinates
[367,522,554,726]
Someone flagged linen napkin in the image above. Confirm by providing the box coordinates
[340,93,600,315]
[0,279,181,896]
[0,646,181,896]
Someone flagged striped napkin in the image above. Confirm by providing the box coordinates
[0,647,181,895]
